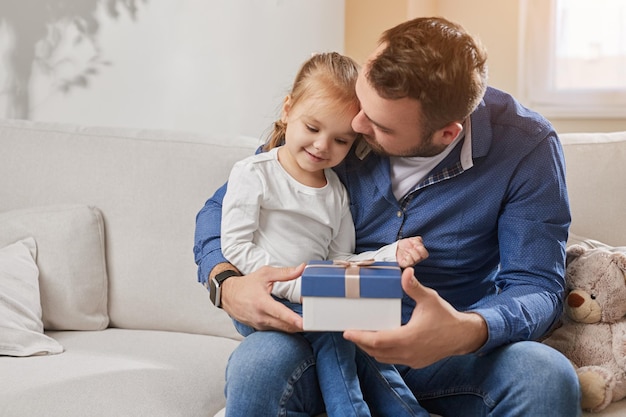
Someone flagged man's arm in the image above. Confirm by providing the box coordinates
[193,182,304,332]
[468,133,570,353]
[194,183,231,285]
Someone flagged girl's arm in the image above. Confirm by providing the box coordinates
[221,161,274,275]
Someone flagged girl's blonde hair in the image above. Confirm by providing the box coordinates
[263,52,360,151]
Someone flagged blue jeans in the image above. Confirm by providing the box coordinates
[224,331,582,417]
[232,299,425,417]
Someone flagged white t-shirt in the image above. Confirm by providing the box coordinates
[221,147,397,302]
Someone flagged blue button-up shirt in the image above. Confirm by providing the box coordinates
[194,87,571,354]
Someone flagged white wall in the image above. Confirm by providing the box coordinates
[0,0,345,139]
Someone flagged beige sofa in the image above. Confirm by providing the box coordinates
[0,118,624,416]
[0,119,253,416]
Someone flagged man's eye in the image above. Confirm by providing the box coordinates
[374,125,392,135]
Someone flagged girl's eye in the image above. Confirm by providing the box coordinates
[335,138,349,145]
[306,125,319,133]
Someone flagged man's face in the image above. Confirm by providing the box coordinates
[351,62,448,158]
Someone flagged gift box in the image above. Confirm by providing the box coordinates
[301,260,402,331]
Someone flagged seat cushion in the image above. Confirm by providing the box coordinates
[0,329,239,417]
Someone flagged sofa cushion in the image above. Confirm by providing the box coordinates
[560,131,626,247]
[0,237,64,356]
[0,328,239,417]
[0,205,109,331]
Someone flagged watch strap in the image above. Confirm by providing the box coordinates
[215,269,241,284]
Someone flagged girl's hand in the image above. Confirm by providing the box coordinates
[396,236,428,268]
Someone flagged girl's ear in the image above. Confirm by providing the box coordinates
[280,95,292,123]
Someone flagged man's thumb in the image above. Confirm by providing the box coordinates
[401,267,424,299]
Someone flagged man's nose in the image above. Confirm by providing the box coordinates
[351,110,369,135]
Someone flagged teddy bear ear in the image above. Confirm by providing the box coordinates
[611,251,626,272]
[566,244,587,266]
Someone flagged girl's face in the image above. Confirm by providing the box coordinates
[279,94,359,186]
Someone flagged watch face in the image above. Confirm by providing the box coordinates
[209,277,219,306]
[209,271,239,308]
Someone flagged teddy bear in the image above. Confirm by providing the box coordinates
[543,243,626,412]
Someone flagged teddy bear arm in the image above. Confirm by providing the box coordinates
[609,322,626,404]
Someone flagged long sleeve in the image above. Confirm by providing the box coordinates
[470,134,569,353]
[221,160,277,274]
[193,183,229,286]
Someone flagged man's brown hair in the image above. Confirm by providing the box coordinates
[368,17,488,138]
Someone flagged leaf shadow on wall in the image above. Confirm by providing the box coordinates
[0,0,146,119]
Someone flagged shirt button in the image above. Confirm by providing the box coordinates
[397,211,403,217]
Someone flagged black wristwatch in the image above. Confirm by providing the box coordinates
[209,270,241,308]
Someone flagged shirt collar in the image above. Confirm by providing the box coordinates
[460,118,473,170]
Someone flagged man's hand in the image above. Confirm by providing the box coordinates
[220,263,305,333]
[343,267,487,369]
[396,236,429,268]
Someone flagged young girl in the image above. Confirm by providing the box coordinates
[221,52,428,417]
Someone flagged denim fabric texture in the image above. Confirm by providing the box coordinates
[224,331,581,417]
[233,298,426,417]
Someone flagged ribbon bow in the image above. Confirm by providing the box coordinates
[332,259,375,267]
[332,259,375,298]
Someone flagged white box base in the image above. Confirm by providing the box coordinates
[302,297,401,331]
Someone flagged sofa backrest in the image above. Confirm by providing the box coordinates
[2,119,623,335]
[0,119,259,337]
[560,131,626,247]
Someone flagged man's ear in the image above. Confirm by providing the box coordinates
[280,95,292,123]
[434,121,463,146]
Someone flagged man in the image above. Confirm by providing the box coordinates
[194,16,581,417]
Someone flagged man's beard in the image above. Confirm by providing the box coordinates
[363,133,447,158]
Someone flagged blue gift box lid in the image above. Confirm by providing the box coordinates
[301,260,402,298]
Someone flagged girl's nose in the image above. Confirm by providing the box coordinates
[313,136,331,151]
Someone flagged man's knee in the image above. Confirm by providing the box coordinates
[503,342,576,375]
[500,341,580,399]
